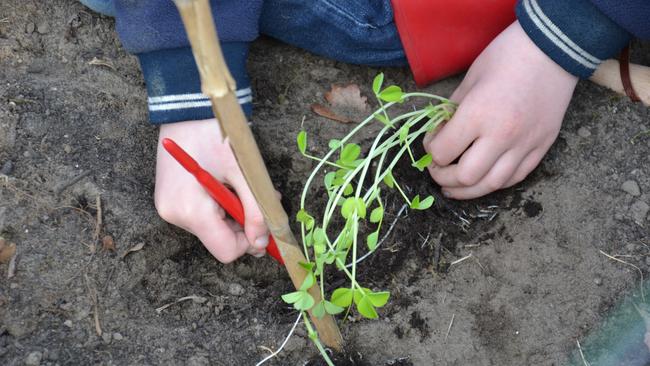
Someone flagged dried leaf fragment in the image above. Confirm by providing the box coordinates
[311,84,369,123]
[311,103,352,124]
[121,242,145,259]
[0,240,16,263]
[325,84,368,112]
[102,235,115,252]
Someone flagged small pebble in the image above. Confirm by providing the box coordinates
[23,150,32,158]
[621,180,641,196]
[226,283,245,296]
[594,277,602,286]
[25,351,42,366]
[46,349,59,361]
[25,22,35,34]
[63,320,73,328]
[101,332,112,344]
[63,144,72,154]
[630,200,650,225]
[1,161,13,175]
[577,127,591,138]
[10,283,18,289]
[625,243,638,252]
[36,21,50,34]
[113,332,123,341]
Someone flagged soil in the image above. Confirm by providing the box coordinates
[1,1,650,365]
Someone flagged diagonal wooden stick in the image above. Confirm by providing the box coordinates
[172,0,342,350]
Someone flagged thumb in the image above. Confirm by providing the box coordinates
[226,171,270,251]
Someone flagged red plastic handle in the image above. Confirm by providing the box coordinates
[161,138,283,264]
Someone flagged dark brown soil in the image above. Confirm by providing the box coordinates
[1,1,650,365]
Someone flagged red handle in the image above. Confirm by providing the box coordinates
[161,138,283,264]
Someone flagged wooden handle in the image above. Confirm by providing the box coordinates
[172,0,343,350]
[590,59,650,106]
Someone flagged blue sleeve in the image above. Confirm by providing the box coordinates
[590,0,650,39]
[80,0,262,124]
[516,0,631,78]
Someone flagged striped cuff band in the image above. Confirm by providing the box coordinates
[517,0,631,78]
[137,43,253,124]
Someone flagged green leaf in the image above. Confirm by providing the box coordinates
[324,172,336,190]
[343,184,354,196]
[312,301,326,318]
[296,209,315,230]
[367,231,379,251]
[412,153,433,171]
[378,85,403,102]
[383,171,395,188]
[294,291,315,311]
[328,139,341,150]
[372,73,384,95]
[357,296,378,319]
[410,195,434,210]
[313,228,326,246]
[341,197,366,219]
[370,207,384,223]
[367,291,390,307]
[353,288,369,305]
[324,300,345,315]
[340,143,361,163]
[297,130,307,154]
[281,291,303,304]
[331,288,353,307]
[314,241,326,255]
[399,125,409,143]
[375,112,390,126]
[300,272,316,291]
[299,262,315,272]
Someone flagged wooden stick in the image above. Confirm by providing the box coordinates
[172,0,342,350]
[590,59,650,106]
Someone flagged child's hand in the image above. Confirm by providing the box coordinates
[423,21,578,199]
[155,119,270,263]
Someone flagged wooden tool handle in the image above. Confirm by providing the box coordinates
[590,59,650,106]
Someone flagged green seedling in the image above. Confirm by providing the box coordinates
[287,74,456,364]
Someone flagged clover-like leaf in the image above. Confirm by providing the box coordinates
[378,85,403,102]
[300,272,316,291]
[294,291,315,311]
[375,112,390,126]
[412,153,433,171]
[370,207,384,224]
[340,143,361,163]
[383,171,395,188]
[357,296,378,319]
[410,195,434,210]
[367,231,379,251]
[367,291,390,307]
[331,288,353,308]
[312,301,326,319]
[328,139,341,149]
[324,300,345,315]
[399,125,409,143]
[341,197,366,219]
[296,209,315,230]
[372,73,384,95]
[281,291,303,304]
[297,130,307,154]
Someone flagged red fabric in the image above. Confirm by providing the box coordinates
[391,0,517,87]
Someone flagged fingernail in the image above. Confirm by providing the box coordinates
[442,190,451,198]
[254,236,269,249]
[253,251,265,258]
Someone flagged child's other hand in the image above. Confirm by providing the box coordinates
[423,21,578,199]
[155,119,270,263]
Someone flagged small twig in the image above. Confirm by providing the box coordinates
[88,57,115,70]
[346,204,408,268]
[84,274,102,336]
[599,250,645,301]
[55,170,91,195]
[444,313,455,342]
[255,312,303,366]
[93,195,102,244]
[576,340,591,366]
[121,242,145,260]
[155,295,207,313]
[450,253,473,266]
[7,253,17,279]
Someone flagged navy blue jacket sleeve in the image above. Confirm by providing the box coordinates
[516,0,638,78]
[82,0,262,124]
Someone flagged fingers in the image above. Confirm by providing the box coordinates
[441,151,522,200]
[225,169,270,252]
[427,138,506,188]
[191,210,250,263]
[423,103,481,167]
[504,149,545,188]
